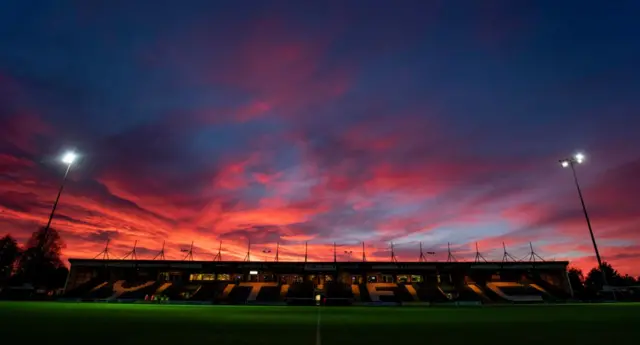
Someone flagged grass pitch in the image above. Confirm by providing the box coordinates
[1,302,639,345]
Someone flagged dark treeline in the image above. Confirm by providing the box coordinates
[0,228,69,292]
[567,263,639,300]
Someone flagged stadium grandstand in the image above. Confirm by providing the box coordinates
[63,258,572,305]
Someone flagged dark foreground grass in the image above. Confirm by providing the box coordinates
[0,302,639,345]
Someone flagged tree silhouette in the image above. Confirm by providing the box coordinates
[567,267,585,298]
[0,235,21,284]
[15,227,66,289]
[582,261,640,295]
[620,274,637,286]
[585,262,619,292]
[50,266,70,290]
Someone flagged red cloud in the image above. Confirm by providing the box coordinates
[2,14,639,280]
[0,112,54,154]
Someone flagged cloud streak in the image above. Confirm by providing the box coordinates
[1,2,639,276]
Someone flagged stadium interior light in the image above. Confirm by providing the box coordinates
[61,151,78,165]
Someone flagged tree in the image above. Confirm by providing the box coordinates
[0,235,21,284]
[620,274,637,286]
[15,227,66,289]
[567,267,585,298]
[51,266,70,289]
[584,262,625,292]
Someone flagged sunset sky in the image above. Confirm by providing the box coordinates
[1,1,639,276]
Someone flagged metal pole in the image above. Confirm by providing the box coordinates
[42,162,71,245]
[333,242,336,263]
[570,162,609,287]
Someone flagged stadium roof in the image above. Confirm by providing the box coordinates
[68,258,569,271]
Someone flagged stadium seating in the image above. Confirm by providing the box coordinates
[527,276,571,301]
[457,285,485,302]
[189,282,228,301]
[323,282,353,305]
[255,284,282,303]
[85,281,114,300]
[64,277,106,298]
[414,283,449,303]
[115,280,162,299]
[325,282,352,299]
[287,281,314,298]
[285,282,315,305]
[357,284,370,302]
[226,285,251,304]
[365,283,399,303]
[484,282,544,303]
[286,282,314,300]
[61,269,568,305]
[161,283,201,300]
[439,283,459,301]
[393,284,418,302]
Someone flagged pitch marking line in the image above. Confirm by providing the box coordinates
[316,307,322,345]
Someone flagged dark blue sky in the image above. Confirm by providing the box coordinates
[1,0,639,274]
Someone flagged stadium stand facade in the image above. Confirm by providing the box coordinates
[64,259,572,305]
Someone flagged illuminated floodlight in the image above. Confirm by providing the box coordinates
[558,150,608,287]
[559,152,586,168]
[61,152,77,165]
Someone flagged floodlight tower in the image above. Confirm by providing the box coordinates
[42,152,78,242]
[559,152,608,287]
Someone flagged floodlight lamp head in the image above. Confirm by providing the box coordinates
[61,152,77,165]
[574,153,585,163]
[560,160,569,168]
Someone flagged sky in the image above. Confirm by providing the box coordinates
[1,1,639,276]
